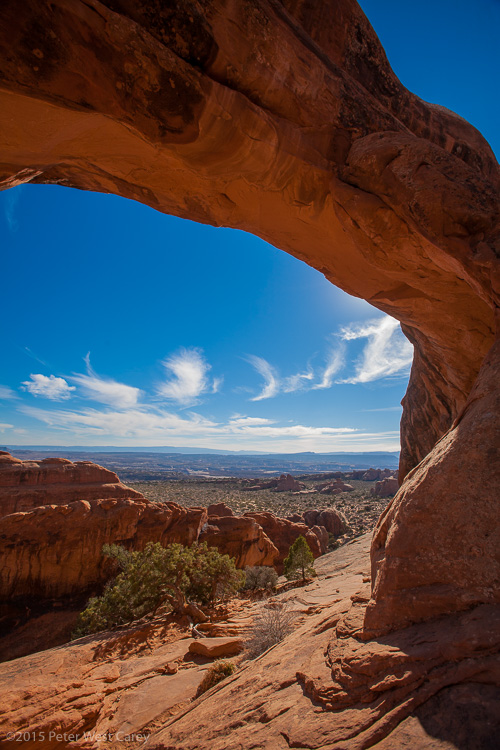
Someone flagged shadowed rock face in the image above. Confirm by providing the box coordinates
[0,0,498,638]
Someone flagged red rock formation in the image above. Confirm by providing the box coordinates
[316,479,354,494]
[303,509,348,537]
[0,455,277,608]
[365,332,500,635]
[244,511,321,567]
[0,451,144,515]
[207,502,234,517]
[0,0,497,486]
[362,467,393,481]
[0,496,207,600]
[370,476,399,498]
[273,474,306,492]
[199,515,278,569]
[310,525,329,555]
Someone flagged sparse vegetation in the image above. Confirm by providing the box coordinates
[195,660,236,697]
[72,541,245,638]
[283,536,315,581]
[246,600,296,658]
[243,566,278,592]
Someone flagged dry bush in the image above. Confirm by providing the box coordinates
[246,599,297,658]
[195,659,236,698]
[243,566,278,592]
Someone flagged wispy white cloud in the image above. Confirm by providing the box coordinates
[312,346,345,390]
[0,385,18,400]
[211,376,224,394]
[228,415,276,427]
[246,356,280,401]
[0,422,13,432]
[21,374,75,401]
[338,316,413,384]
[283,368,314,393]
[157,348,218,405]
[20,403,363,442]
[22,347,48,367]
[70,354,142,410]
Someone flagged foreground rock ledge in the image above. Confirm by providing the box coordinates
[1,536,497,750]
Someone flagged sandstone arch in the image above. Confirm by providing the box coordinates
[0,0,498,634]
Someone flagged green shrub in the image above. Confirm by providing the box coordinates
[72,541,244,639]
[283,535,315,582]
[243,566,278,591]
[195,660,236,697]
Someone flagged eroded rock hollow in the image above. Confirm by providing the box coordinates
[0,0,498,744]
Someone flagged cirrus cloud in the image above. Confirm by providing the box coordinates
[70,354,142,410]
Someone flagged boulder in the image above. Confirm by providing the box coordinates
[207,502,234,517]
[188,637,243,658]
[370,477,399,498]
[302,509,347,537]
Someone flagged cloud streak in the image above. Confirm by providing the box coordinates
[20,404,392,451]
[70,354,142,410]
[246,355,280,401]
[0,385,18,400]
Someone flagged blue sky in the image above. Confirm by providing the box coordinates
[0,0,497,452]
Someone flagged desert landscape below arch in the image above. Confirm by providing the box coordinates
[0,0,499,748]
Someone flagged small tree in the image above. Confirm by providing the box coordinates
[72,541,244,639]
[283,535,315,581]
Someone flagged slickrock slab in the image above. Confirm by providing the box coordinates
[188,638,243,658]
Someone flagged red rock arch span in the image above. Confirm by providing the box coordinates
[0,0,498,633]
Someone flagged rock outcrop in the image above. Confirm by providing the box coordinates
[244,511,321,568]
[0,453,336,658]
[207,502,234,517]
[199,514,278,569]
[0,451,144,515]
[274,474,305,492]
[302,508,348,537]
[362,468,394,482]
[0,493,207,601]
[370,476,399,498]
[316,479,354,494]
